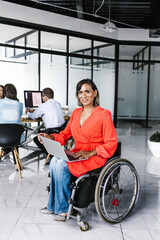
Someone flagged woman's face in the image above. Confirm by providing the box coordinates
[78,84,97,107]
[0,87,3,99]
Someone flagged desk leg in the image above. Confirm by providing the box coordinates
[21,122,44,151]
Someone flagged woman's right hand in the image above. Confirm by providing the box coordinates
[38,132,55,143]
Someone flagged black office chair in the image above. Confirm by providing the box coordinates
[0,124,24,179]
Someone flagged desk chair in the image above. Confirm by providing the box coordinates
[0,124,24,179]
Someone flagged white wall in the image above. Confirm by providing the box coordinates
[0,60,38,111]
[118,28,160,42]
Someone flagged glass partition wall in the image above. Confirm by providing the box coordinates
[149,47,160,125]
[117,45,160,128]
[0,20,160,127]
[117,45,149,127]
[93,41,115,115]
[0,24,39,109]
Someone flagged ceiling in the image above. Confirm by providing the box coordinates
[2,0,160,32]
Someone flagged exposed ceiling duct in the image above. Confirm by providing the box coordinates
[2,0,160,31]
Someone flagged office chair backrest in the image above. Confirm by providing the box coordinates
[0,124,24,148]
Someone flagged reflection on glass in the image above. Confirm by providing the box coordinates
[0,24,37,48]
[94,41,115,58]
[93,61,115,115]
[119,45,148,60]
[69,37,91,55]
[70,57,91,66]
[41,32,66,51]
[40,54,67,107]
[149,63,160,120]
[151,47,160,60]
[0,46,36,62]
[0,46,35,61]
[93,59,114,69]
[27,31,38,48]
[118,62,148,122]
[0,46,38,109]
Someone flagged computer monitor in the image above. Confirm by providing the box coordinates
[24,90,42,108]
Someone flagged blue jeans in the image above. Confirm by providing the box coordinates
[47,156,71,214]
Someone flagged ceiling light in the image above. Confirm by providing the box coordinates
[102,20,117,32]
[102,1,117,33]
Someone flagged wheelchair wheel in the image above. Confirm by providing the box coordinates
[95,158,140,223]
[80,221,90,231]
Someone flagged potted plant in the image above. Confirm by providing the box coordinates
[148,132,160,158]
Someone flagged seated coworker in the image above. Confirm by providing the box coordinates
[26,88,65,153]
[38,79,118,221]
[0,85,4,99]
[0,84,23,161]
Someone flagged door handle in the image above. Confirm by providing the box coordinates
[117,98,124,101]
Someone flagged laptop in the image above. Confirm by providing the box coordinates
[40,136,88,162]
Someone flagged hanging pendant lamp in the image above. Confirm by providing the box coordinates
[102,1,117,32]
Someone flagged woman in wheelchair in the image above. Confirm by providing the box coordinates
[38,79,118,221]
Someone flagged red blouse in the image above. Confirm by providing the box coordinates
[52,106,118,177]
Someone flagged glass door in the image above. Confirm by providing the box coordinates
[117,45,149,128]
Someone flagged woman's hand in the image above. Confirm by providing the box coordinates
[74,149,97,159]
[38,132,55,143]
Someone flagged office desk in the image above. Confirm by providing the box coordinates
[20,117,42,123]
[20,117,44,151]
[21,115,70,123]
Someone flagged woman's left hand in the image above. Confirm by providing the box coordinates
[74,149,97,159]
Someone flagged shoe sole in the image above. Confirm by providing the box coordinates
[53,214,66,221]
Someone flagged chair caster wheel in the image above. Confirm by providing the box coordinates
[80,221,90,231]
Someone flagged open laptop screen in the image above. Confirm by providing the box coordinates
[24,90,42,108]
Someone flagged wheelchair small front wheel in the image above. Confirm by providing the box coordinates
[95,158,140,223]
[80,221,90,231]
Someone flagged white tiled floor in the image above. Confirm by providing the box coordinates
[0,122,160,240]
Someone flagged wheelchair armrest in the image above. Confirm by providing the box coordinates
[109,142,121,160]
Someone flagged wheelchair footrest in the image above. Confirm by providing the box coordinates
[46,185,50,193]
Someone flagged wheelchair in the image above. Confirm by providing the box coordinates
[46,142,140,231]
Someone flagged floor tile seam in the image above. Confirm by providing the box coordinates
[21,180,40,196]
[14,180,47,223]
[120,227,155,240]
[140,208,154,233]
[0,193,34,197]
[1,190,31,240]
[119,222,125,240]
[147,228,157,240]
[5,222,18,240]
[9,221,70,226]
[15,184,40,224]
[32,180,48,194]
